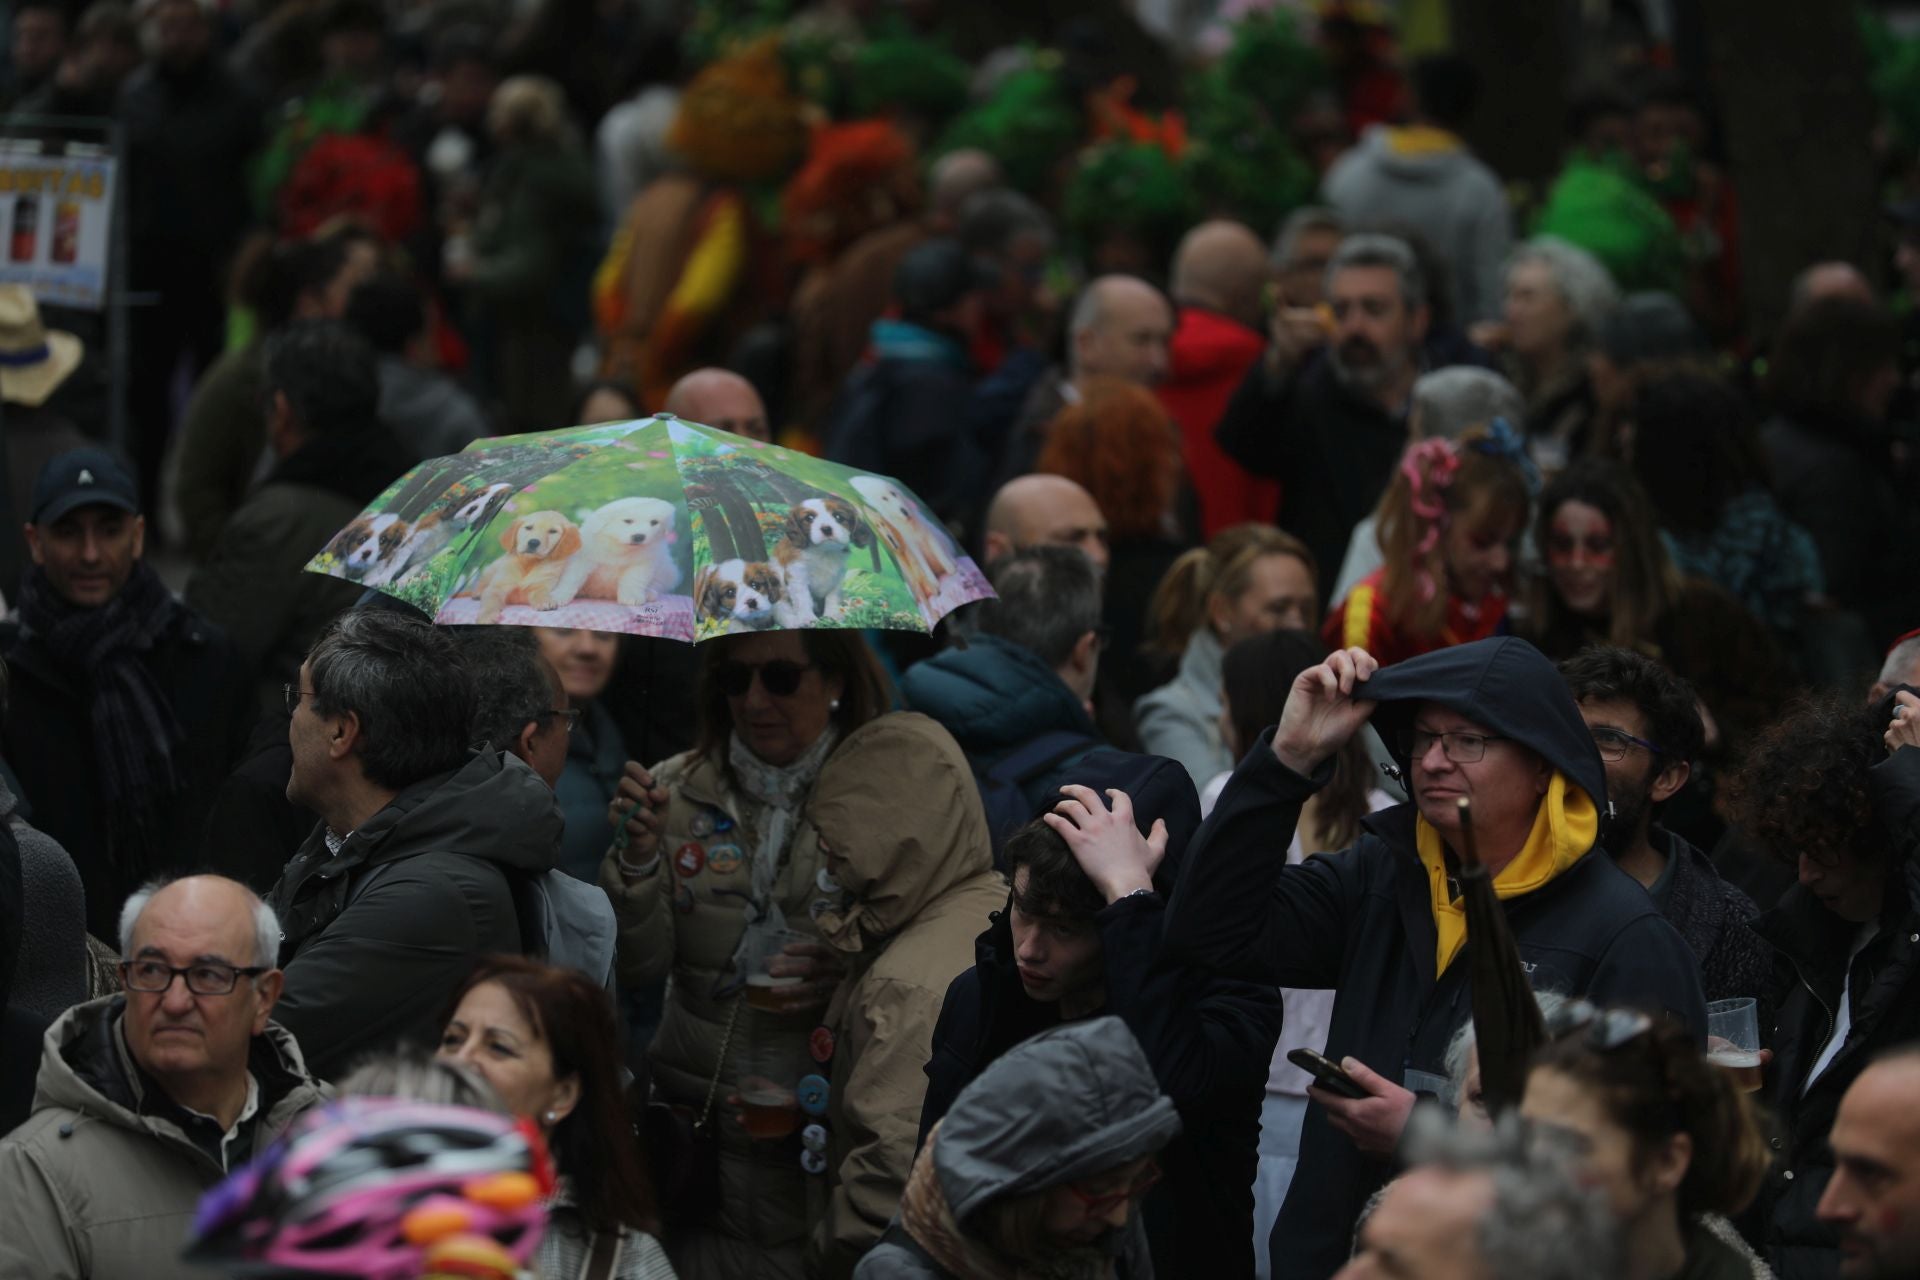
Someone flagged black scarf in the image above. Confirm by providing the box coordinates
[16,560,187,871]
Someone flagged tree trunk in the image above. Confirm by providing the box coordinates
[1697,0,1878,337]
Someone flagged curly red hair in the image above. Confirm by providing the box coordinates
[1033,376,1183,541]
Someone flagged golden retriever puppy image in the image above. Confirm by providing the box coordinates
[461,511,582,623]
[554,496,682,607]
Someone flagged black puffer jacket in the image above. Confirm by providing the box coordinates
[266,751,562,1080]
[919,752,1282,1279]
[1748,742,1920,1280]
[1161,637,1709,1279]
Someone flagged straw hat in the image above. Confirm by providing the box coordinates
[0,285,83,408]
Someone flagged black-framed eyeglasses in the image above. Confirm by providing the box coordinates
[538,707,582,734]
[1545,998,1653,1051]
[1402,729,1510,764]
[121,958,269,996]
[716,660,814,698]
[283,684,317,718]
[1589,726,1666,763]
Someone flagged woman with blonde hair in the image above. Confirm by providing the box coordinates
[1134,525,1317,784]
[1323,421,1532,667]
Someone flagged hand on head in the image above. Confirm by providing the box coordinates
[1044,785,1167,904]
[1272,647,1379,776]
[1886,690,1920,754]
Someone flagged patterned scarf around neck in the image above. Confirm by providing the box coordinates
[901,1122,1116,1280]
[16,561,186,870]
[720,725,840,986]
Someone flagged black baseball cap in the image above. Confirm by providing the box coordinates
[30,447,140,525]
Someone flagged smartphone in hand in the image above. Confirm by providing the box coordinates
[1288,1048,1371,1100]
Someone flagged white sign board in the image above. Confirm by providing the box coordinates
[0,154,115,310]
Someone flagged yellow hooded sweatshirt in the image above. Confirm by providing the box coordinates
[1415,772,1599,975]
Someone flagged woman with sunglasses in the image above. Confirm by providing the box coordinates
[599,633,983,1280]
[1521,1004,1773,1280]
[858,1016,1181,1280]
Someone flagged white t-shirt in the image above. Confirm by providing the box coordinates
[1804,921,1881,1096]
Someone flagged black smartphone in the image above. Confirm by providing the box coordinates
[1287,1048,1370,1100]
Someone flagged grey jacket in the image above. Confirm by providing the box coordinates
[1132,628,1230,787]
[0,996,326,1279]
[1,775,87,1022]
[1321,125,1512,325]
[855,1017,1181,1280]
[266,751,563,1080]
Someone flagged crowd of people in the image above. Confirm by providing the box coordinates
[1,0,1920,1278]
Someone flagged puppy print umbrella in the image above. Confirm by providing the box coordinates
[303,413,996,640]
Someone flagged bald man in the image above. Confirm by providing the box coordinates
[662,367,772,442]
[981,474,1111,573]
[1070,275,1174,386]
[1818,1052,1920,1278]
[1791,261,1876,312]
[991,275,1173,485]
[1171,220,1269,331]
[1161,219,1282,537]
[0,875,326,1279]
[927,149,1003,235]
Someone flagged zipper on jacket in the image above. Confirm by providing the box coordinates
[1789,954,1836,1077]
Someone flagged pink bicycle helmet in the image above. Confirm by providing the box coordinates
[185,1098,555,1279]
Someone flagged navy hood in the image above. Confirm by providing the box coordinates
[1045,750,1201,890]
[1358,637,1607,812]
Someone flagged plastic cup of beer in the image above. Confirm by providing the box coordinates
[744,972,804,1013]
[737,1075,799,1140]
[1706,998,1763,1092]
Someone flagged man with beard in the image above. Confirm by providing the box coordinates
[1560,646,1772,1006]
[1214,233,1436,600]
[1818,1050,1920,1280]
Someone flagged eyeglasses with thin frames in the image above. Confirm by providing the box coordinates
[121,958,269,996]
[1402,729,1511,764]
[539,707,582,734]
[283,684,316,718]
[1588,726,1666,763]
[1063,1160,1162,1216]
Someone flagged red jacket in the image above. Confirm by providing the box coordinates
[1158,307,1278,538]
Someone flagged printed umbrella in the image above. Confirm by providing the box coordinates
[303,413,995,640]
[1455,797,1548,1117]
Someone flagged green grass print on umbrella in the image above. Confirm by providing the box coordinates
[301,415,994,640]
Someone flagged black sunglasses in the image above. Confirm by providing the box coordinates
[715,660,814,698]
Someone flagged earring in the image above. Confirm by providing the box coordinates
[829,698,841,712]
[543,1110,558,1125]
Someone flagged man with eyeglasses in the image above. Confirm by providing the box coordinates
[1136,635,1706,1279]
[265,609,562,1080]
[1561,645,1771,1008]
[0,875,326,1278]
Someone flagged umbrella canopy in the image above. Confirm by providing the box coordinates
[1455,797,1548,1117]
[303,413,995,640]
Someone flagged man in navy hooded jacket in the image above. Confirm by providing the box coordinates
[1113,637,1710,1279]
[918,751,1283,1278]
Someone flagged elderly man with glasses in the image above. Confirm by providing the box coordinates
[0,875,326,1279]
[1077,635,1708,1279]
[1560,645,1772,1011]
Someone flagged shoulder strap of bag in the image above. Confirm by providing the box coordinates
[580,1228,623,1280]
